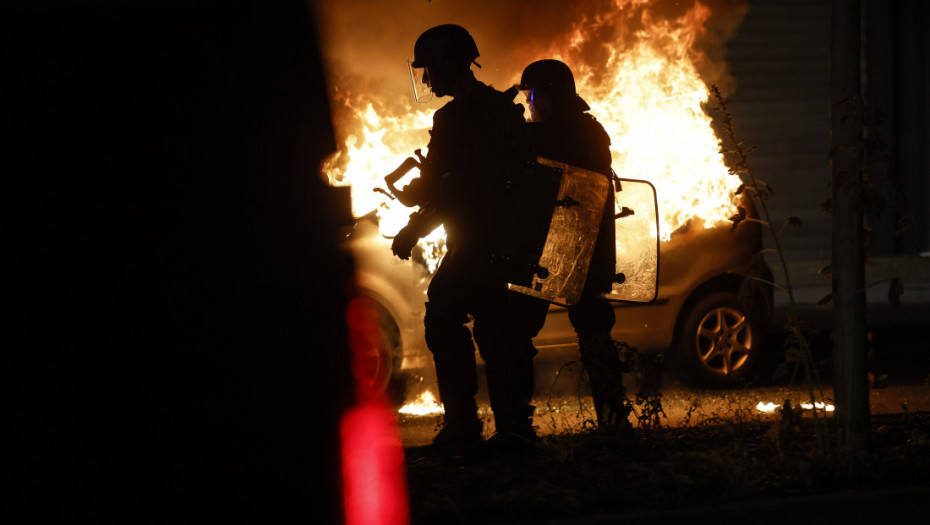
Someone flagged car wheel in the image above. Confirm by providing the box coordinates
[675,291,762,388]
[350,296,402,397]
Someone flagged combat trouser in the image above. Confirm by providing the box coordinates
[569,295,630,427]
[474,292,546,439]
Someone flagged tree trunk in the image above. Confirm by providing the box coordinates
[830,0,871,456]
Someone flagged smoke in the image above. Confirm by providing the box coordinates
[311,0,747,144]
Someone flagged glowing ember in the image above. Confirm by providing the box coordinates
[756,401,835,413]
[800,402,835,412]
[398,390,444,416]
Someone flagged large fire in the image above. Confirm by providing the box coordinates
[320,0,744,412]
[323,0,742,260]
[323,97,434,236]
[569,1,740,240]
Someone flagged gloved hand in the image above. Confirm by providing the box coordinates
[401,177,426,205]
[391,225,420,260]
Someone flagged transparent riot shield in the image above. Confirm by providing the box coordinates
[506,157,610,306]
[604,178,659,303]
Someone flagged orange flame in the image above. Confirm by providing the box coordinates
[323,96,434,236]
[560,1,740,240]
[324,0,741,266]
[397,390,444,416]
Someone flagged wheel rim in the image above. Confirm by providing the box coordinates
[693,305,752,376]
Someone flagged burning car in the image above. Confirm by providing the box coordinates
[345,185,773,397]
[532,190,774,388]
[323,0,775,396]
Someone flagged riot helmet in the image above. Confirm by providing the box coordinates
[408,24,480,103]
[518,59,590,121]
[412,24,479,68]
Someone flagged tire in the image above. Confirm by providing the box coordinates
[674,291,763,388]
[351,296,402,398]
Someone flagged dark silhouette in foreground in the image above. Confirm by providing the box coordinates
[7,2,353,522]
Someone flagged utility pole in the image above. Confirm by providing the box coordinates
[829,0,871,456]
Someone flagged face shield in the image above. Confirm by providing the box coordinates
[521,87,552,122]
[407,59,433,103]
[518,87,532,112]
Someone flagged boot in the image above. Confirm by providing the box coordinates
[579,335,631,428]
[411,417,484,458]
[485,408,537,457]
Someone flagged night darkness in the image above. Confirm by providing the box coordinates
[7,1,352,522]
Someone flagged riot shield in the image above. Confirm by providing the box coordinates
[491,158,563,287]
[506,157,610,306]
[604,178,659,303]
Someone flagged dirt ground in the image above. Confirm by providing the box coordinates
[401,328,930,525]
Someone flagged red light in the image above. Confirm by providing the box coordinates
[340,400,410,525]
[341,293,409,525]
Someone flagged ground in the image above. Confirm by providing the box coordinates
[400,300,930,524]
[404,410,930,524]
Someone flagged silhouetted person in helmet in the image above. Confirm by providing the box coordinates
[519,59,630,427]
[392,24,540,456]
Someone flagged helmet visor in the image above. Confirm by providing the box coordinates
[407,59,433,104]
[521,87,550,122]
